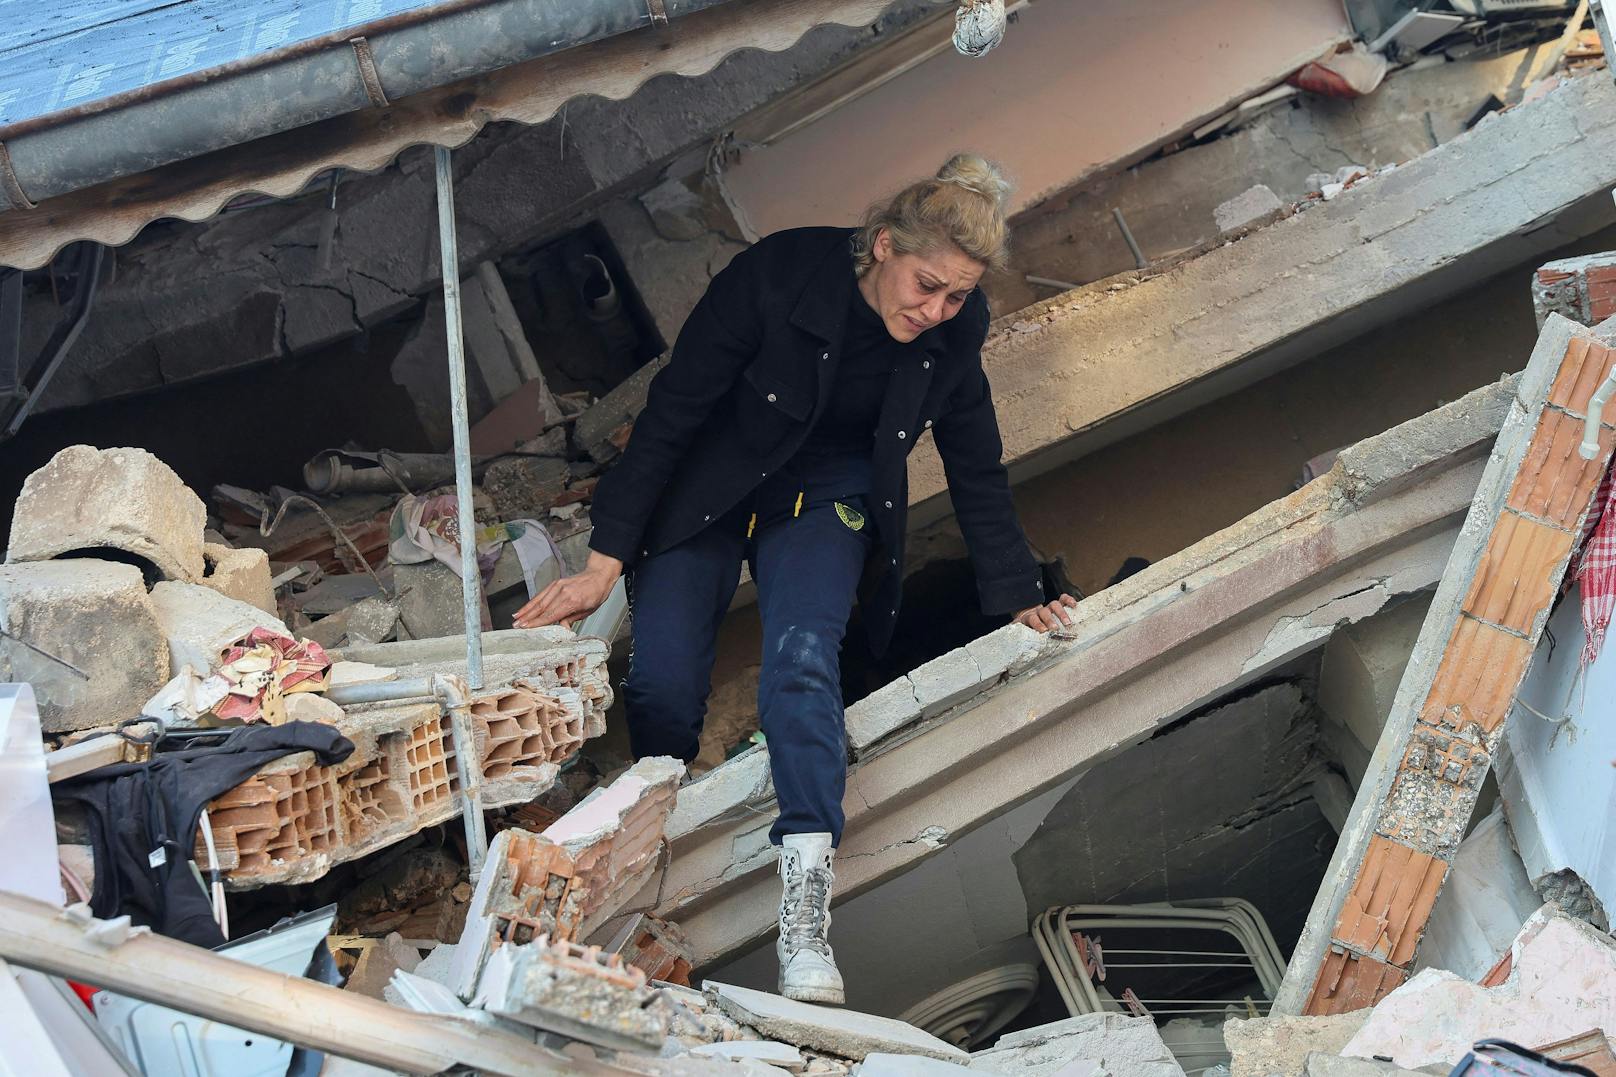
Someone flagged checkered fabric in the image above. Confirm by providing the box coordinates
[1577,464,1616,668]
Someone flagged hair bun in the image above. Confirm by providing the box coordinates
[936,153,1012,209]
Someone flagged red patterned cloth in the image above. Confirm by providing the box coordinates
[1576,464,1616,668]
[214,627,333,723]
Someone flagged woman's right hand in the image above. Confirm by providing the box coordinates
[512,551,624,629]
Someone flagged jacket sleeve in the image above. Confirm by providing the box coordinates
[932,337,1047,618]
[588,248,763,565]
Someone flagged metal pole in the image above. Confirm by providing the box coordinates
[433,145,485,692]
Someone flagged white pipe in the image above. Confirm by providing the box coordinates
[1580,362,1616,459]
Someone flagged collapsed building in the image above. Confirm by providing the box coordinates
[5,0,1616,1073]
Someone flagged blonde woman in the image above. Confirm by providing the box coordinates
[515,154,1076,1003]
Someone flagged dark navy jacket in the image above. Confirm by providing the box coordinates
[588,226,1044,654]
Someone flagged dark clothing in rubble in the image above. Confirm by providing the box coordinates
[54,722,354,948]
[588,226,1045,656]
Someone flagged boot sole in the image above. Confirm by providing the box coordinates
[781,984,845,1006]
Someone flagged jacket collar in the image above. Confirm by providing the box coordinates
[788,230,859,345]
[787,228,961,366]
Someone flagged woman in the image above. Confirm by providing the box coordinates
[514,154,1076,1005]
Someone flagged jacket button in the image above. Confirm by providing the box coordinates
[884,500,893,509]
[924,419,933,429]
[703,514,711,522]
[897,430,907,439]
[767,393,778,403]
[922,360,931,369]
[821,352,829,360]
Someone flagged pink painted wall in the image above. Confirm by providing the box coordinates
[720,0,1351,236]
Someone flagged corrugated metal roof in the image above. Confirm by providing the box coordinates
[0,1,447,129]
[0,0,900,270]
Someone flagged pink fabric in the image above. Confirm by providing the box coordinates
[1576,464,1616,667]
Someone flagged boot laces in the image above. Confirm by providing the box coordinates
[782,866,832,957]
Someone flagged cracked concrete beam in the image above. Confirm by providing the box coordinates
[902,72,1616,520]
[651,382,1508,968]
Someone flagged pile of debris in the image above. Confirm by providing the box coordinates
[205,351,664,648]
[1223,904,1616,1076]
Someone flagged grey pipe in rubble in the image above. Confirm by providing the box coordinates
[327,674,489,881]
[434,145,487,699]
[302,451,484,495]
[0,0,745,212]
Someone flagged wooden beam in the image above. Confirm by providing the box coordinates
[1278,313,1616,1015]
[0,892,629,1076]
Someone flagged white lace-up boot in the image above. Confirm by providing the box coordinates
[776,832,844,1005]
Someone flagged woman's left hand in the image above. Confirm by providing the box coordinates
[1013,594,1078,633]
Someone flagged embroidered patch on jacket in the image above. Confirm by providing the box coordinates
[835,502,866,531]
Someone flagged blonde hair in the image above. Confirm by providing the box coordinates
[853,153,1013,276]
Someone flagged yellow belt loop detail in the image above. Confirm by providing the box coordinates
[793,491,804,518]
[747,512,757,539]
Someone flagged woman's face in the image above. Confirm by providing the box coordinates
[861,229,985,343]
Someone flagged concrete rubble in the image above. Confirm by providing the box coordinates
[5,11,1616,1077]
[7,445,208,583]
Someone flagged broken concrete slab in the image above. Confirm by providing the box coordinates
[395,559,476,641]
[1224,1010,1370,1077]
[666,746,774,843]
[706,982,967,1063]
[1215,184,1285,234]
[655,374,1497,967]
[843,677,920,754]
[0,559,169,734]
[1412,807,1539,981]
[1339,905,1616,1070]
[473,934,665,1052]
[574,354,670,465]
[7,445,207,583]
[968,1013,1183,1076]
[335,629,611,734]
[148,581,287,675]
[200,542,276,614]
[691,1040,807,1070]
[284,692,345,725]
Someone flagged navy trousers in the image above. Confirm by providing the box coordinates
[623,460,874,845]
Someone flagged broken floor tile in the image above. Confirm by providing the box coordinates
[969,1013,1183,1077]
[1340,904,1616,1070]
[473,933,665,1052]
[7,444,208,582]
[1302,1053,1440,1076]
[690,1039,807,1069]
[706,981,967,1064]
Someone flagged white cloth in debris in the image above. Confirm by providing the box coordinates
[506,518,566,599]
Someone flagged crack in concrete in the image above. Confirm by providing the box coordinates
[839,825,949,861]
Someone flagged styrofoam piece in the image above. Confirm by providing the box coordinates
[0,684,63,905]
